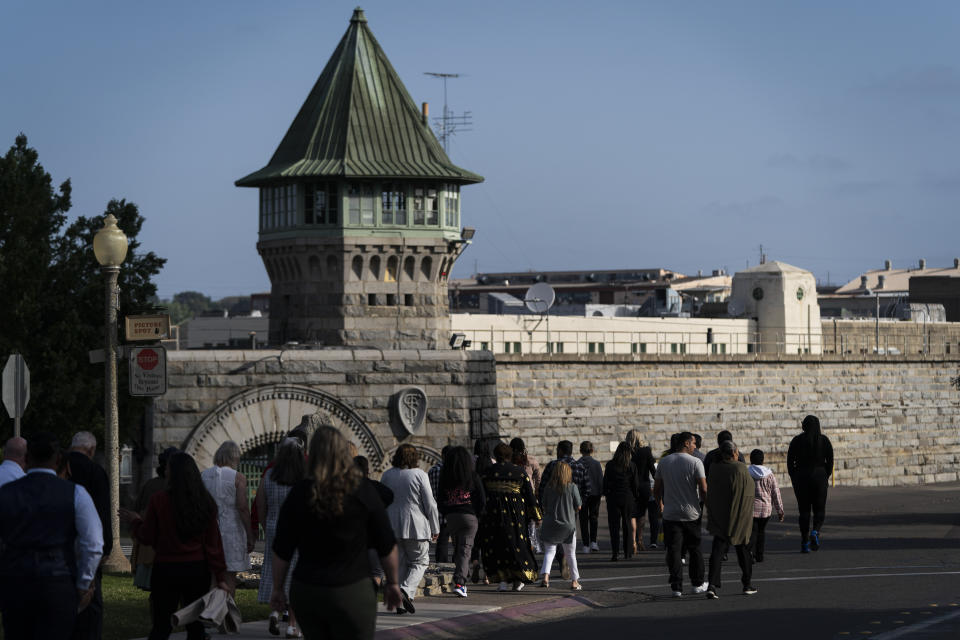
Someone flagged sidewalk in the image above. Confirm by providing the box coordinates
[130,586,591,639]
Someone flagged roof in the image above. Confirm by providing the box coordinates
[835,262,960,295]
[236,9,483,187]
[736,260,809,275]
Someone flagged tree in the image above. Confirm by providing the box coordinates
[0,134,166,445]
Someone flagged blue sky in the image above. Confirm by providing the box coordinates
[3,0,960,299]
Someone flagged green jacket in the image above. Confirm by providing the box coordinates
[706,459,754,545]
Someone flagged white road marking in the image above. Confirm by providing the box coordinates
[871,609,960,639]
[604,570,960,592]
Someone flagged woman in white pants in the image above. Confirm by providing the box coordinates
[381,444,439,614]
[538,461,583,590]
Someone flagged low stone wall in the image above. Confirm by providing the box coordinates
[150,348,499,471]
[495,353,960,487]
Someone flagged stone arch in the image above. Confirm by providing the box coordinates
[351,255,364,281]
[369,255,381,280]
[181,384,385,470]
[326,254,340,280]
[420,256,433,282]
[403,255,415,281]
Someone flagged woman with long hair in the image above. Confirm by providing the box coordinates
[269,427,401,639]
[787,414,834,553]
[121,453,227,640]
[201,441,253,595]
[538,461,583,590]
[437,446,485,598]
[256,438,307,637]
[380,444,439,614]
[510,437,543,552]
[625,429,656,552]
[603,441,641,561]
[479,442,542,592]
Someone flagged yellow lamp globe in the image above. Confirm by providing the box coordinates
[93,214,129,267]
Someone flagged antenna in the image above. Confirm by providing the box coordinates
[424,72,473,153]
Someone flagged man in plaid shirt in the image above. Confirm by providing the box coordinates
[539,440,591,504]
[747,449,784,563]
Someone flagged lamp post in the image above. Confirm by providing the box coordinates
[93,214,132,573]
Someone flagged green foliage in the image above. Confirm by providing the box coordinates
[0,134,165,445]
[0,574,271,640]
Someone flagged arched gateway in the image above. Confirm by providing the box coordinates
[181,384,384,470]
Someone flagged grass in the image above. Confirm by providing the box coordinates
[0,574,272,640]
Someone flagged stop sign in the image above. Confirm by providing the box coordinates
[137,349,159,370]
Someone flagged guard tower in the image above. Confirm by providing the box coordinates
[236,8,483,349]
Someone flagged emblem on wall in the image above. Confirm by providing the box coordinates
[391,387,428,436]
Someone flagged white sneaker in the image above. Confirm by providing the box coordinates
[581,545,590,554]
[681,557,687,565]
[513,581,525,592]
[672,590,683,598]
[590,541,600,552]
[497,581,510,592]
[453,584,468,598]
[693,582,709,594]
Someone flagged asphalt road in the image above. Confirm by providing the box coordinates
[478,481,960,639]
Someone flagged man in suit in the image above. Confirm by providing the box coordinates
[0,431,104,639]
[66,431,112,640]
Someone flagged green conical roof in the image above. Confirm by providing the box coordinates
[236,8,483,187]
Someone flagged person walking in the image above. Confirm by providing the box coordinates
[510,438,543,552]
[269,426,402,639]
[437,446,485,598]
[625,429,656,553]
[787,414,834,553]
[602,441,640,561]
[748,449,784,562]
[201,441,254,595]
[0,436,27,488]
[0,432,103,640]
[705,440,756,599]
[380,444,439,614]
[121,452,228,640]
[577,441,603,553]
[654,431,708,597]
[427,445,452,563]
[65,431,111,640]
[479,442,541,592]
[131,447,178,591]
[538,461,583,590]
[256,438,307,637]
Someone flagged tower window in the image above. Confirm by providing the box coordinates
[348,183,375,225]
[381,183,407,225]
[413,185,439,226]
[260,185,298,229]
[443,184,460,227]
[304,182,338,225]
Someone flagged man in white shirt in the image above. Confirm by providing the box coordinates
[654,431,708,598]
[0,436,27,488]
[0,431,104,639]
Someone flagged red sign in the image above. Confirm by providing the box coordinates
[137,349,159,370]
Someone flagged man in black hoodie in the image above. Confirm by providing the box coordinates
[787,415,834,553]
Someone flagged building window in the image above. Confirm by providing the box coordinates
[304,182,338,225]
[588,342,605,354]
[443,184,460,227]
[348,183,375,225]
[413,185,438,226]
[711,343,727,354]
[631,343,647,354]
[548,342,564,353]
[381,183,407,225]
[367,293,377,306]
[260,185,298,229]
[671,343,687,354]
[480,342,489,351]
[503,342,521,354]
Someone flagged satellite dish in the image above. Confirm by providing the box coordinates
[524,282,555,314]
[727,299,745,317]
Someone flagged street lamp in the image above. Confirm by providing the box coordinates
[93,213,131,573]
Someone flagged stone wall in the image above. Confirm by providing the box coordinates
[494,353,960,487]
[822,319,960,356]
[150,348,498,471]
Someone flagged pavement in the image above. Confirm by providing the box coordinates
[130,480,960,639]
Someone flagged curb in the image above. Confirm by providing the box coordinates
[376,595,602,639]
